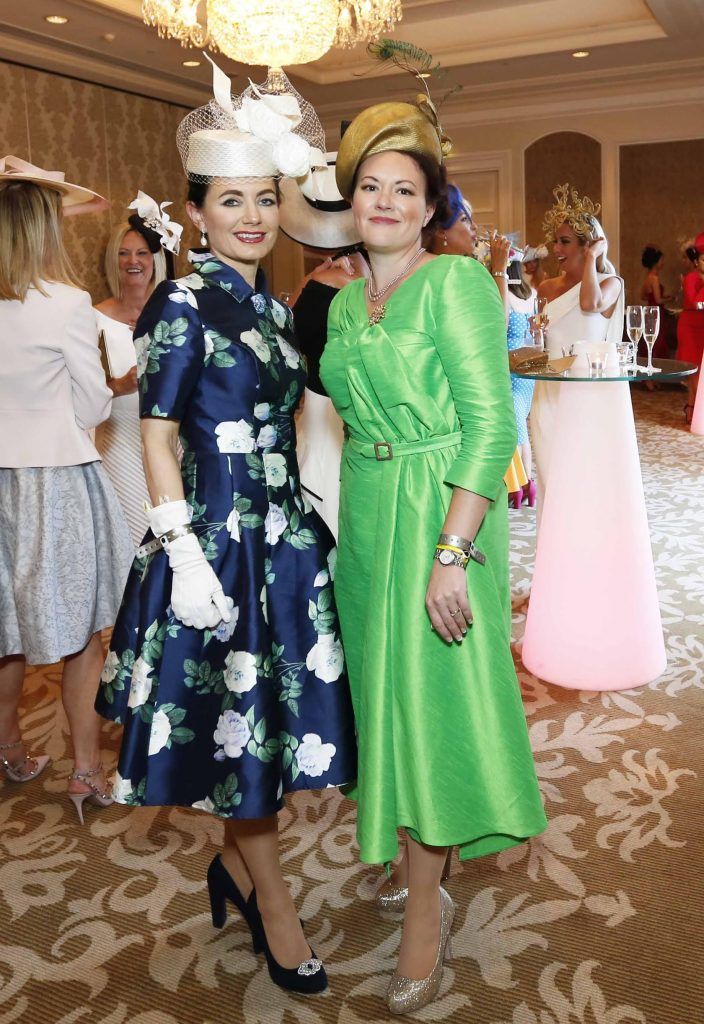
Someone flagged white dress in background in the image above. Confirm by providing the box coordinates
[94,309,150,547]
[531,273,624,527]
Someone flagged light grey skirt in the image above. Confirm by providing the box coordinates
[0,462,134,664]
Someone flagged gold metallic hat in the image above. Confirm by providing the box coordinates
[335,100,446,201]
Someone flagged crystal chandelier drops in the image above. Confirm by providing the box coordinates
[336,1,403,49]
[141,0,403,65]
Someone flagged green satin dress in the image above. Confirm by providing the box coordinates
[319,255,547,865]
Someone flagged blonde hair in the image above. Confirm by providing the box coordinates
[0,181,82,301]
[104,222,167,300]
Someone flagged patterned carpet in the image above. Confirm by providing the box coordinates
[2,387,702,1024]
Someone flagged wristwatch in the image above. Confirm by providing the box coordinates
[434,546,469,569]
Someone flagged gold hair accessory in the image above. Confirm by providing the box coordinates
[542,183,601,243]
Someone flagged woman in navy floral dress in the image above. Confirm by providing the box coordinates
[96,67,356,994]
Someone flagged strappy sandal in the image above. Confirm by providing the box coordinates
[0,739,50,783]
[68,763,113,824]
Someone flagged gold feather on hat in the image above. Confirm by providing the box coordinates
[367,39,459,159]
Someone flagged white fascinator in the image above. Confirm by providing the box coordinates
[176,56,326,182]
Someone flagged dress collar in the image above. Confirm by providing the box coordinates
[188,250,268,304]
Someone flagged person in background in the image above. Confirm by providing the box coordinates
[676,233,704,422]
[522,244,548,289]
[532,185,623,524]
[640,244,669,359]
[278,153,369,537]
[322,101,546,1015]
[0,157,133,822]
[506,260,537,507]
[95,197,180,546]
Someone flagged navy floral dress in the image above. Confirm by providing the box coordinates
[95,251,357,817]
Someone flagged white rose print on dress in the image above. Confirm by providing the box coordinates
[111,771,133,803]
[265,504,287,544]
[263,453,288,489]
[191,796,216,813]
[213,710,251,759]
[295,733,337,777]
[224,650,258,694]
[148,709,172,756]
[101,650,119,684]
[257,424,277,449]
[128,656,154,709]
[214,605,239,642]
[240,327,271,363]
[254,402,270,421]
[215,420,256,454]
[271,300,287,328]
[306,633,344,683]
[226,507,241,541]
[276,334,300,368]
[134,334,151,378]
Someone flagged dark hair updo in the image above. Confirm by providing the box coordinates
[641,245,663,269]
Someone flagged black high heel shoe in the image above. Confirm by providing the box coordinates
[207,854,263,953]
[206,854,328,995]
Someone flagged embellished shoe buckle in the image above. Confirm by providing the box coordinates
[297,958,323,976]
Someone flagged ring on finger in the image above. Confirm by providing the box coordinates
[450,608,461,617]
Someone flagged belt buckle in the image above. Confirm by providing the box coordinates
[373,441,393,461]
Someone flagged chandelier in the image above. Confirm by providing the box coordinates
[142,0,403,65]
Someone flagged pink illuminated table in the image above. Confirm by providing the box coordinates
[515,358,696,691]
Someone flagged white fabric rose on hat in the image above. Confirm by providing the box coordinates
[272,133,314,178]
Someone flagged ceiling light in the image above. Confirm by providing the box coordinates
[44,14,69,24]
[182,60,200,67]
[141,1,403,65]
[571,50,590,58]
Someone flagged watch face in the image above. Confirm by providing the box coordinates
[438,549,455,565]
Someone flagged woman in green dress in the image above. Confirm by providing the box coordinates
[319,100,547,1014]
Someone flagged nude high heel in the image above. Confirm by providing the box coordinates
[68,764,113,824]
[0,739,50,783]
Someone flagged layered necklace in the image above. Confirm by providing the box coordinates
[367,247,426,326]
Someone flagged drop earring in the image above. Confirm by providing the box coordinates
[443,234,448,248]
[200,230,208,247]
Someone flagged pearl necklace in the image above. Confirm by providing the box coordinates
[367,247,426,302]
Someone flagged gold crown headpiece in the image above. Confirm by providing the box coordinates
[542,183,601,242]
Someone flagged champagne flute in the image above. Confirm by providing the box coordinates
[642,305,660,375]
[625,305,644,368]
[534,295,550,339]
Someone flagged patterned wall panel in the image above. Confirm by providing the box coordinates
[620,138,704,308]
[24,67,112,300]
[524,132,602,277]
[0,63,30,156]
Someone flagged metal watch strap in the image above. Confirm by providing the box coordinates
[135,523,194,560]
[437,534,486,566]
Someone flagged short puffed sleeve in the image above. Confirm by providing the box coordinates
[135,280,205,421]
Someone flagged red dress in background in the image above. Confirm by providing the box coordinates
[676,270,704,367]
[640,276,669,358]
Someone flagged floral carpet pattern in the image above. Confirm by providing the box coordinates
[2,388,702,1024]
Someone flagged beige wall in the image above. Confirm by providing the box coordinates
[0,59,199,302]
[619,138,704,304]
[524,132,602,276]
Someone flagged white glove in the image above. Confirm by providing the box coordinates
[147,500,232,631]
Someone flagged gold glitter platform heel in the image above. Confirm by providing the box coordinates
[386,887,455,1016]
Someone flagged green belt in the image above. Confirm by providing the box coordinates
[345,431,462,462]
